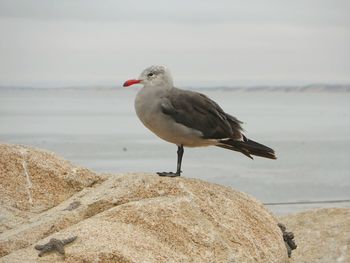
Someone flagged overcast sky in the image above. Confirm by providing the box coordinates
[0,0,349,87]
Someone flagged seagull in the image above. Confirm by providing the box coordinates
[123,65,276,177]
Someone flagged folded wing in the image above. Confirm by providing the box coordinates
[160,88,244,140]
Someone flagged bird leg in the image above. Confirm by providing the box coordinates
[157,145,184,177]
[176,145,184,174]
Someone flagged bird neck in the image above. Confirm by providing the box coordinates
[143,82,173,92]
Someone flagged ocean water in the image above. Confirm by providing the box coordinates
[1,87,349,214]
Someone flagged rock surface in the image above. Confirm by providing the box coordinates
[0,144,101,215]
[0,144,288,262]
[280,208,350,263]
[0,144,104,256]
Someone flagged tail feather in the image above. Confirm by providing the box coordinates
[217,138,277,160]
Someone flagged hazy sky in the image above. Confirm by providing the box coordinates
[0,0,349,87]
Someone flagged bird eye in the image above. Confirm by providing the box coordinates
[147,72,154,77]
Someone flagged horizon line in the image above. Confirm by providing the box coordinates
[1,83,350,89]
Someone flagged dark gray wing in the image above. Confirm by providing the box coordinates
[160,88,243,140]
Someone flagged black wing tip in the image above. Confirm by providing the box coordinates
[218,138,277,160]
[267,152,277,160]
[247,151,277,160]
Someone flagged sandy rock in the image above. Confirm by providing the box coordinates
[0,144,103,254]
[1,144,288,262]
[0,144,101,214]
[281,208,350,263]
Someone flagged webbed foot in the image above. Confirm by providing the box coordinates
[157,172,181,177]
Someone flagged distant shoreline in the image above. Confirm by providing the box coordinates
[1,84,350,93]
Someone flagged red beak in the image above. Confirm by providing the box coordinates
[123,79,141,87]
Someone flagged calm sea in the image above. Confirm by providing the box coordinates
[1,87,349,214]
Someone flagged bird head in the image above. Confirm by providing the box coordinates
[123,65,173,88]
